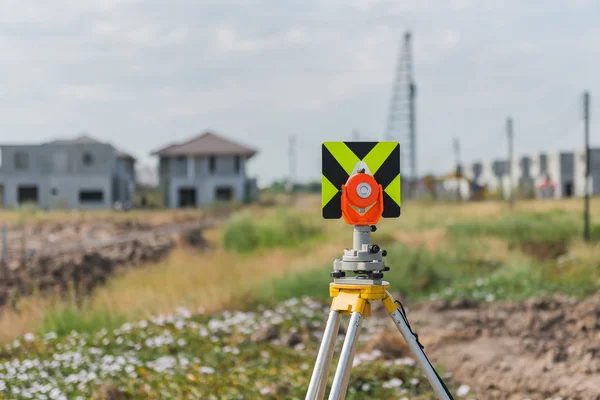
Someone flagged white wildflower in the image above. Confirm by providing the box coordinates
[457,384,470,396]
[200,366,215,374]
[382,378,403,388]
[260,387,272,395]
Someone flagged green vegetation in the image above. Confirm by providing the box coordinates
[255,242,499,304]
[0,299,451,399]
[223,209,323,253]
[1,197,599,399]
[446,211,582,243]
[256,210,600,305]
[39,304,128,337]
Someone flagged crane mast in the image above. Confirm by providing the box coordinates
[384,31,417,198]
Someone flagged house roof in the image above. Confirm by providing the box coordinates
[152,131,257,157]
[47,134,137,161]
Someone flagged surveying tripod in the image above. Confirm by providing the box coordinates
[307,141,454,400]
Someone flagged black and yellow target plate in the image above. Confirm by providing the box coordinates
[321,141,401,219]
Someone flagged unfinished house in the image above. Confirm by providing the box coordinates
[490,159,511,196]
[574,147,600,196]
[0,135,136,210]
[153,132,258,208]
[513,156,535,198]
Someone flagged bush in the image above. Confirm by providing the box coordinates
[223,210,322,253]
[447,212,581,245]
[255,242,497,304]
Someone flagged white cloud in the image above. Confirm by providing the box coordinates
[56,85,121,102]
[440,30,460,49]
[0,0,598,185]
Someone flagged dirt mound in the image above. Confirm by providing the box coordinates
[519,240,569,261]
[401,294,600,399]
[0,233,176,306]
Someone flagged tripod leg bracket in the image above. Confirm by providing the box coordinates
[330,290,371,316]
[329,283,401,317]
[382,290,400,313]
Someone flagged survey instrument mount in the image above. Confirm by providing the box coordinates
[305,141,454,400]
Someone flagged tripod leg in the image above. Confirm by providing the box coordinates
[306,310,341,400]
[328,311,363,400]
[389,307,454,400]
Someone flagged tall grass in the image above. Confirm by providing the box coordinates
[223,209,323,253]
[254,240,501,304]
[1,196,599,341]
[446,211,583,244]
[254,231,600,305]
[39,304,127,336]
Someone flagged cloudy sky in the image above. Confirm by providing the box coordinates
[1,0,598,186]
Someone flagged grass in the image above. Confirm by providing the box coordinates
[446,210,592,244]
[254,205,600,305]
[0,299,453,399]
[254,240,501,304]
[0,195,599,398]
[0,207,210,226]
[2,196,599,340]
[222,208,323,253]
[39,304,128,337]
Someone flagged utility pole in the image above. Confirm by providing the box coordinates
[453,138,461,202]
[407,33,417,199]
[507,117,515,208]
[352,130,360,141]
[288,135,296,205]
[584,92,590,242]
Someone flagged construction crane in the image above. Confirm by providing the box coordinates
[385,31,417,198]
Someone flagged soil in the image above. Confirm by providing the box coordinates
[0,219,216,308]
[373,294,600,399]
[519,240,569,261]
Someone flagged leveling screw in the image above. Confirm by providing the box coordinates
[367,244,380,254]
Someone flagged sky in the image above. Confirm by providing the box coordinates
[1,0,599,186]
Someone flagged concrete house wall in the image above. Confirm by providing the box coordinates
[0,141,134,210]
[574,148,600,196]
[545,153,562,198]
[160,155,250,208]
[452,148,600,200]
[559,152,575,198]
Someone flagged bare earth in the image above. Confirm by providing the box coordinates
[372,293,600,399]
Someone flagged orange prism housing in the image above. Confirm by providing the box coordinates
[341,173,384,226]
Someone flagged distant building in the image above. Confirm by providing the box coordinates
[0,135,136,210]
[152,131,258,208]
[467,148,600,199]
